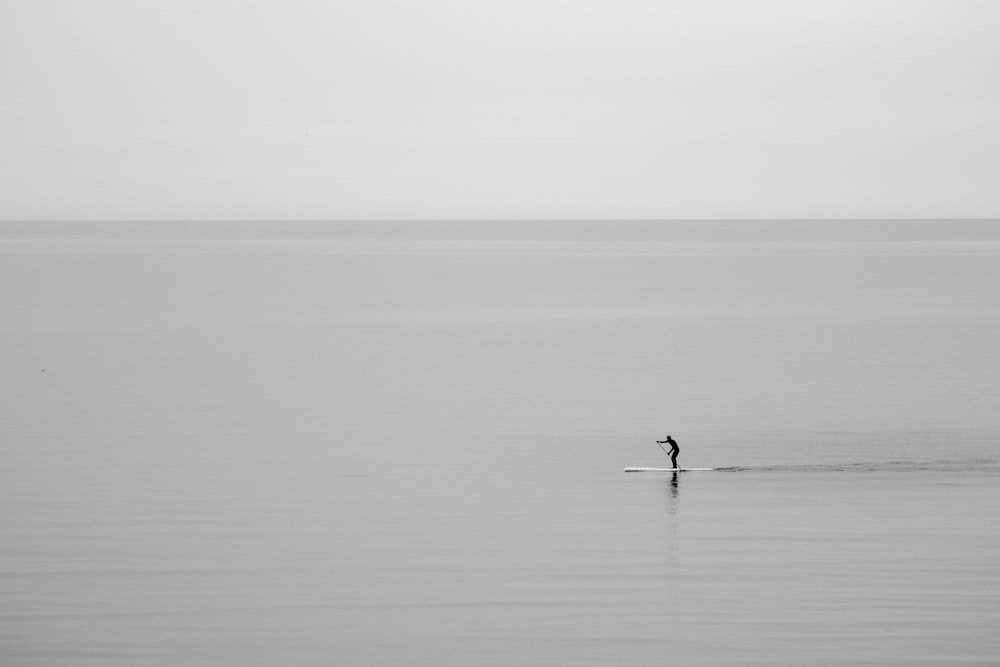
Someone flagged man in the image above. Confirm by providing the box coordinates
[657,435,680,469]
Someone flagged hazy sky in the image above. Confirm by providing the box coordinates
[2,0,998,220]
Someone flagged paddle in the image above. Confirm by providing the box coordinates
[656,440,672,460]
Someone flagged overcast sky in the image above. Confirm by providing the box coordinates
[1,0,998,220]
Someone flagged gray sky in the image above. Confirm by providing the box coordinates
[2,0,998,220]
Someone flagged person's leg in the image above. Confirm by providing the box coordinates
[671,452,678,469]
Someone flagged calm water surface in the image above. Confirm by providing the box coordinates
[2,222,999,665]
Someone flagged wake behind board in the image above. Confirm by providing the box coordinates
[624,467,714,472]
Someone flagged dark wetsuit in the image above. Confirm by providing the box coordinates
[666,437,679,468]
[658,436,680,469]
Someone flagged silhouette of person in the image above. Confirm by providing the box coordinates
[657,435,680,469]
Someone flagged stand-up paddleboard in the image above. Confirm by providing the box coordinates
[624,467,714,472]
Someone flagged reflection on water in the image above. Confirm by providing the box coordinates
[663,472,680,567]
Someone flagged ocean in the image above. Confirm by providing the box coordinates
[2,220,999,665]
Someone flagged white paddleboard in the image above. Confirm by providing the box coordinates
[624,467,714,472]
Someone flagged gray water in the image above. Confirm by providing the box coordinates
[2,221,999,665]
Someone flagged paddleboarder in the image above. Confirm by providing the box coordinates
[657,435,680,469]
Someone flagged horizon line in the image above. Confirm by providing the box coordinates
[3,217,1000,224]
